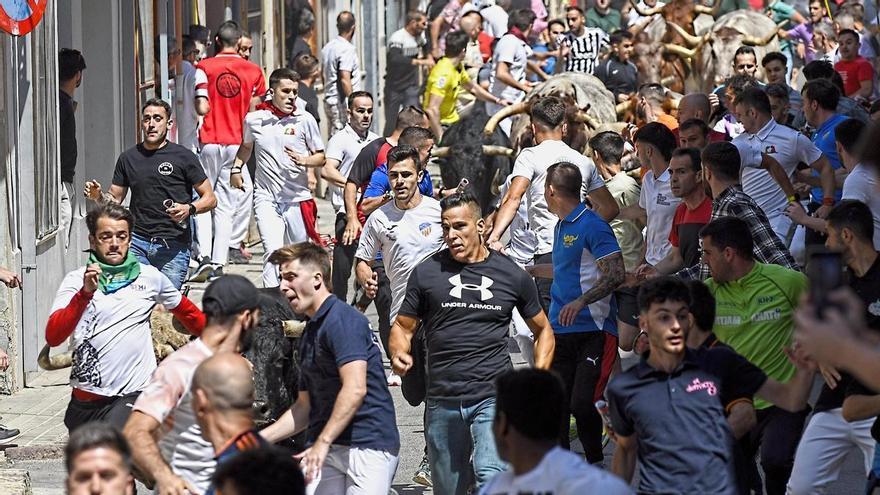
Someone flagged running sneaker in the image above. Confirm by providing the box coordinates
[568,415,578,444]
[208,266,225,282]
[187,257,214,283]
[412,454,432,487]
[0,425,21,445]
[387,372,402,387]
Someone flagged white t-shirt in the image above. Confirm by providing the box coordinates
[481,5,509,39]
[479,447,634,495]
[734,119,822,222]
[355,196,444,320]
[133,339,215,495]
[51,264,181,396]
[244,107,324,203]
[325,125,379,212]
[510,140,605,254]
[487,34,533,115]
[321,36,362,105]
[496,176,538,265]
[842,163,880,249]
[639,167,680,265]
[627,0,666,26]
[175,60,204,153]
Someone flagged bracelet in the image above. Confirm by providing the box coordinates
[822,197,834,206]
[787,195,797,203]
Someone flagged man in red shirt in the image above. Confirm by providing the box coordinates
[834,29,874,99]
[191,20,267,282]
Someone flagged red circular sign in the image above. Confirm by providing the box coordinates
[0,0,48,36]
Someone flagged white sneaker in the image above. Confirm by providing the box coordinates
[386,372,402,387]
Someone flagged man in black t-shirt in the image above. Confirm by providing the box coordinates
[389,192,555,495]
[789,200,880,493]
[59,48,87,250]
[84,99,216,288]
[594,30,637,103]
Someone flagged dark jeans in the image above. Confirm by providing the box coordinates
[739,405,810,495]
[551,331,617,464]
[331,212,357,301]
[64,391,141,433]
[383,85,421,136]
[373,263,392,359]
[533,252,553,315]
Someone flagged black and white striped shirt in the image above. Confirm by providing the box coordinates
[564,28,609,74]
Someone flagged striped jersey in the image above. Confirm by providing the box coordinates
[564,28,609,74]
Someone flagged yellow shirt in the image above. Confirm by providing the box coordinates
[423,57,471,125]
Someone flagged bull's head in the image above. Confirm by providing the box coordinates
[701,20,785,88]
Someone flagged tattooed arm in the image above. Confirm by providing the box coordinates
[557,252,626,327]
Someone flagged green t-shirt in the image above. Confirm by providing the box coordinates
[706,262,808,410]
[585,7,622,35]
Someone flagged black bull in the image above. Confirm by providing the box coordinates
[434,105,515,213]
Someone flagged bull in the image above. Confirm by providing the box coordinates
[431,104,515,213]
[38,288,306,427]
[669,10,784,93]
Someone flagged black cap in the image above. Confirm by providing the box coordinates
[202,275,261,316]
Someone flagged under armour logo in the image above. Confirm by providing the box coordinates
[585,356,599,366]
[448,274,494,301]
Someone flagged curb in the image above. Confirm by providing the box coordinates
[3,445,65,462]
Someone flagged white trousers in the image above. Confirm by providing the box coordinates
[306,445,398,495]
[59,181,74,251]
[787,408,876,494]
[768,212,794,247]
[230,172,253,247]
[196,144,249,266]
[254,191,309,287]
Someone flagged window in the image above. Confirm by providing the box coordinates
[32,2,60,242]
[134,0,157,138]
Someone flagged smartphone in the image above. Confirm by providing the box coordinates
[806,248,846,318]
[595,400,613,432]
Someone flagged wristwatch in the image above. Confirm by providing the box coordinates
[189,203,197,216]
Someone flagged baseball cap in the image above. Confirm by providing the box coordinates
[202,275,261,316]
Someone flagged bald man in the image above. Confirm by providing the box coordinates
[193,353,268,495]
[674,93,730,145]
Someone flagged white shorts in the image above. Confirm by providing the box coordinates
[306,445,398,495]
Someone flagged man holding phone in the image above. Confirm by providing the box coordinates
[788,200,880,493]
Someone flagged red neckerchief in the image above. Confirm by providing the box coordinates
[256,100,293,118]
[508,27,529,43]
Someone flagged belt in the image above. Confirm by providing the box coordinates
[72,388,111,402]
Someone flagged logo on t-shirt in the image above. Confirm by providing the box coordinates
[157,162,174,176]
[765,145,777,154]
[418,222,433,237]
[563,233,578,248]
[449,274,494,301]
[686,377,717,396]
[216,72,242,98]
[868,299,880,316]
[656,192,672,206]
[283,125,297,136]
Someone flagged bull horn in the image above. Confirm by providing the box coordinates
[483,101,529,136]
[660,75,678,87]
[664,43,697,59]
[666,21,704,48]
[38,344,73,370]
[481,145,515,157]
[693,4,712,14]
[629,0,663,17]
[742,20,787,46]
[574,111,601,129]
[282,320,306,338]
[432,146,451,158]
[616,100,631,116]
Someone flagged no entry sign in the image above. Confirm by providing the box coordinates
[0,0,48,36]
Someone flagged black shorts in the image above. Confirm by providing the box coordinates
[615,287,639,327]
[64,391,141,433]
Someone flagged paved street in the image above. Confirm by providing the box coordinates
[0,195,870,494]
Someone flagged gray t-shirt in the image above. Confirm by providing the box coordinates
[321,36,362,105]
[842,163,880,249]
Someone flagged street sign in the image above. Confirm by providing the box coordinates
[0,0,48,36]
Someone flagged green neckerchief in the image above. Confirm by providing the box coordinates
[88,251,141,294]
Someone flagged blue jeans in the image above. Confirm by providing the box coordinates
[130,233,190,289]
[425,396,506,495]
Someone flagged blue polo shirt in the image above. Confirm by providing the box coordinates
[363,163,434,199]
[606,347,763,494]
[298,295,400,453]
[550,203,621,335]
[810,113,847,203]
